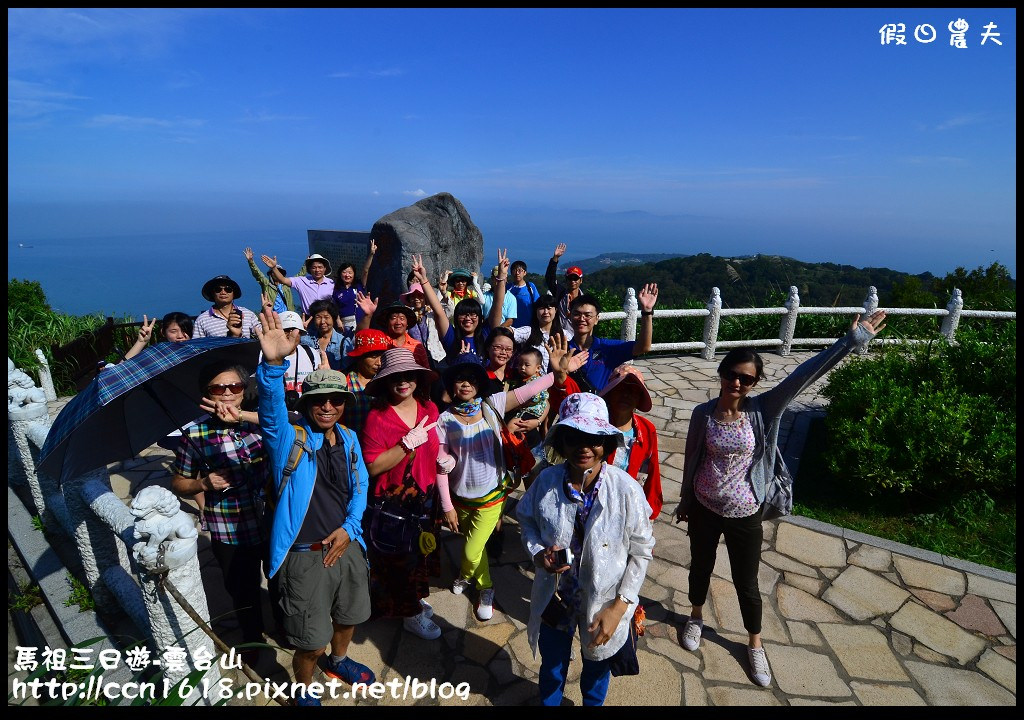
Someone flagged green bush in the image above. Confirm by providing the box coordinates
[820,330,1016,504]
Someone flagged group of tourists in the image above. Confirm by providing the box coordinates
[129,239,887,706]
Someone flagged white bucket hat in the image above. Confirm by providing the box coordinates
[303,253,333,276]
[544,392,624,458]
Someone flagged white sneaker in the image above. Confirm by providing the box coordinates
[452,578,471,595]
[403,611,441,640]
[748,646,772,687]
[476,588,494,621]
[420,598,433,618]
[681,619,703,651]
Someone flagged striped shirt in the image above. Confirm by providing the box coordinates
[173,419,268,546]
[193,305,261,339]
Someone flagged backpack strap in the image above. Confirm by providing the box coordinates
[281,424,309,484]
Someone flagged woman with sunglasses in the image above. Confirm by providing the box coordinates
[171,361,268,657]
[673,310,887,688]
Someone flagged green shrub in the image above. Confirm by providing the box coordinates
[820,333,1016,503]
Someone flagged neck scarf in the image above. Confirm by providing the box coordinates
[450,397,482,417]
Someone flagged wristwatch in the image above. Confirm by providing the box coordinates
[617,593,634,605]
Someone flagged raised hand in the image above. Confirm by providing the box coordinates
[303,313,314,331]
[368,238,377,255]
[496,248,510,279]
[459,339,473,356]
[244,247,254,261]
[201,396,242,424]
[638,282,659,312]
[355,290,378,316]
[400,417,437,452]
[261,254,278,269]
[255,308,298,365]
[566,348,589,373]
[136,315,156,345]
[552,243,567,260]
[546,333,574,373]
[854,310,887,336]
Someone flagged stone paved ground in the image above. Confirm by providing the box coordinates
[98,351,1015,706]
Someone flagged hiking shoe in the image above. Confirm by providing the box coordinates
[420,598,433,618]
[748,646,772,687]
[403,611,441,640]
[476,588,495,621]
[324,656,375,685]
[681,619,703,651]
[452,577,472,595]
[294,693,322,706]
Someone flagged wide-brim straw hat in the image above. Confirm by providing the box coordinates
[295,368,355,413]
[364,347,438,395]
[202,275,242,302]
[303,253,333,276]
[598,363,653,413]
[544,392,624,453]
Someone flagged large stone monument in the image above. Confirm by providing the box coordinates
[307,193,484,307]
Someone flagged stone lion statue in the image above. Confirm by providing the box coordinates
[131,486,199,571]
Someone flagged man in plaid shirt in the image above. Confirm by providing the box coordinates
[172,360,269,655]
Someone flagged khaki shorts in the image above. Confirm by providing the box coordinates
[278,541,371,650]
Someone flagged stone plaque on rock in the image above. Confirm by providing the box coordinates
[307,230,372,278]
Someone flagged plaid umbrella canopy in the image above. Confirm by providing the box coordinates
[38,337,262,485]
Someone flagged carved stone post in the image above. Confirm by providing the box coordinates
[621,288,639,341]
[131,486,218,696]
[35,348,58,402]
[779,286,800,356]
[701,287,722,360]
[62,469,120,609]
[940,288,964,342]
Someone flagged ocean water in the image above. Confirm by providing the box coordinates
[7,229,558,321]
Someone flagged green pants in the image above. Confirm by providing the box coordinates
[456,501,503,590]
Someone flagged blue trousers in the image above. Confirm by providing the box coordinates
[538,622,612,706]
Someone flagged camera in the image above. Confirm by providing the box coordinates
[554,547,573,567]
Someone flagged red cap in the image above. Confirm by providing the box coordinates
[346,329,393,357]
[565,266,584,279]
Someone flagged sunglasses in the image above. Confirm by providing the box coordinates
[212,285,235,293]
[389,371,420,383]
[561,428,606,448]
[721,370,758,387]
[308,393,347,407]
[207,382,245,396]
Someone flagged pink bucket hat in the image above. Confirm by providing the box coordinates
[400,283,426,303]
[544,392,624,454]
[599,363,653,412]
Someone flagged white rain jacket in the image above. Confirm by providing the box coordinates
[517,462,654,661]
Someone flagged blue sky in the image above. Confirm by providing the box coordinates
[8,8,1018,279]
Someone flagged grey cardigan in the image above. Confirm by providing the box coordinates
[679,326,873,515]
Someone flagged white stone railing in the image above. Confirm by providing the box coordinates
[609,286,1015,360]
[8,355,218,698]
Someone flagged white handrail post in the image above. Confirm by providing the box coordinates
[779,285,800,356]
[62,469,120,609]
[701,287,722,360]
[857,286,879,354]
[35,348,58,403]
[940,288,964,343]
[621,288,639,341]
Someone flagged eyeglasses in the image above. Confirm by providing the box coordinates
[571,311,596,320]
[561,428,606,448]
[212,285,234,293]
[207,382,245,396]
[457,312,480,319]
[309,393,347,407]
[490,345,514,355]
[721,370,758,387]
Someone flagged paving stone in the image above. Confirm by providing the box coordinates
[890,630,913,656]
[788,698,858,706]
[821,568,840,581]
[882,571,900,585]
[822,565,910,621]
[817,623,908,681]
[775,523,846,568]
[976,648,1016,694]
[945,594,1007,637]
[913,643,951,664]
[848,544,892,572]
[705,685,781,706]
[784,572,825,597]
[699,633,754,684]
[426,588,470,630]
[850,681,926,706]
[909,588,957,613]
[904,660,1016,706]
[663,454,685,471]
[463,622,515,666]
[761,550,819,578]
[658,565,690,594]
[758,562,781,596]
[645,634,701,671]
[507,629,541,674]
[777,584,845,624]
[444,665,492,706]
[378,631,446,705]
[786,621,823,647]
[989,600,1016,640]
[682,673,708,706]
[600,651,683,706]
[889,601,987,665]
[769,645,852,698]
[894,555,965,596]
[965,574,1016,604]
[993,645,1015,662]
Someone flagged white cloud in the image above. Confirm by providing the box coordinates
[237,110,311,123]
[329,68,404,79]
[403,189,427,197]
[935,114,985,131]
[7,79,89,119]
[88,114,205,129]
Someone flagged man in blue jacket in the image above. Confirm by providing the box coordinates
[256,308,375,705]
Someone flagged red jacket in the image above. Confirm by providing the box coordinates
[551,376,663,520]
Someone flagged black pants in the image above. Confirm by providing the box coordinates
[209,540,265,644]
[686,499,763,635]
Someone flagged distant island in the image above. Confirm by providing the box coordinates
[572,252,690,275]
